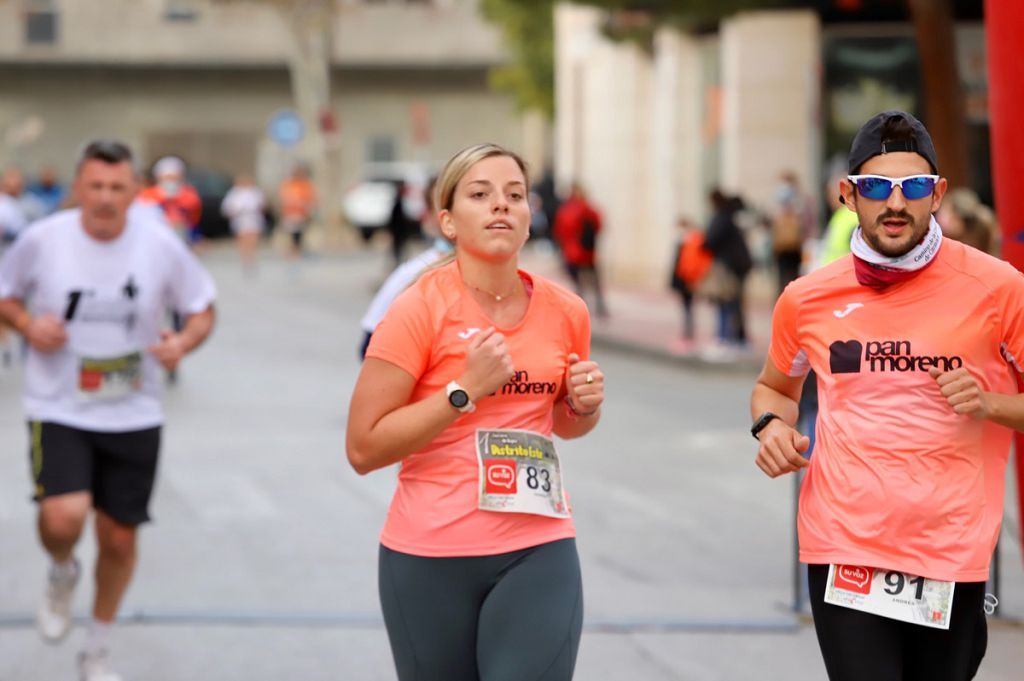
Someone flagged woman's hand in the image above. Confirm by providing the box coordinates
[459,327,515,400]
[564,352,603,416]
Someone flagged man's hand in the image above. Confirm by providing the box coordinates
[148,330,187,371]
[24,314,67,353]
[565,352,604,415]
[755,419,810,478]
[929,366,991,419]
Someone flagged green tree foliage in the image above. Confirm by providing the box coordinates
[479,0,558,118]
[480,0,795,118]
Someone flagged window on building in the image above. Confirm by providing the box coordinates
[165,0,199,21]
[367,136,396,163]
[23,0,57,45]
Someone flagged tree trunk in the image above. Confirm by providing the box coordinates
[906,0,970,188]
[277,0,342,242]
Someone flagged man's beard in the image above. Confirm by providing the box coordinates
[863,210,923,257]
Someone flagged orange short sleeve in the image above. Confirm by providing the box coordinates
[767,284,809,377]
[364,286,434,379]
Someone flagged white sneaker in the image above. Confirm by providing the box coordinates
[36,557,80,642]
[78,649,123,681]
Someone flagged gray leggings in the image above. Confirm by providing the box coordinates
[379,538,584,681]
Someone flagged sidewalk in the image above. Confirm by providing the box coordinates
[520,245,774,372]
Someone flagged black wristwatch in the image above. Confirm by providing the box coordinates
[751,411,781,440]
[446,381,476,414]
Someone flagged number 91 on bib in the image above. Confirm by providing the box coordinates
[825,564,955,630]
[476,429,570,519]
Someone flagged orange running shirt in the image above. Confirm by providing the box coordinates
[365,261,590,557]
[769,238,1024,581]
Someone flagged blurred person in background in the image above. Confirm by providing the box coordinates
[703,189,752,353]
[278,162,317,259]
[28,165,68,217]
[669,216,712,351]
[771,170,816,292]
[819,171,860,267]
[936,187,998,255]
[347,143,603,681]
[138,156,203,380]
[1,167,37,244]
[138,156,202,244]
[0,169,31,367]
[386,179,420,268]
[0,139,216,681]
[220,173,266,275]
[359,177,452,359]
[553,182,608,318]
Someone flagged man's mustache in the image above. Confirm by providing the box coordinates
[875,210,915,227]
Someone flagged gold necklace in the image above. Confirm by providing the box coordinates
[466,277,521,302]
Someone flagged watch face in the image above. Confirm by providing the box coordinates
[450,390,469,409]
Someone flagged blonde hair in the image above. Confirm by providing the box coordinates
[433,143,529,212]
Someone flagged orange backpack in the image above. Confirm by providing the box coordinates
[676,232,713,285]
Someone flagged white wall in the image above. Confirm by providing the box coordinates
[720,11,821,212]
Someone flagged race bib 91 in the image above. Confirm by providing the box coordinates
[824,564,955,630]
[476,429,570,519]
[77,351,143,401]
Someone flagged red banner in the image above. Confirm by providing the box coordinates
[986,0,1024,556]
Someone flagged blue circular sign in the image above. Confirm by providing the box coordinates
[267,110,304,147]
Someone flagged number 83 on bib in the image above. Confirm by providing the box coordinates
[476,429,571,519]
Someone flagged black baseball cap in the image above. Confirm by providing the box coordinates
[848,110,938,175]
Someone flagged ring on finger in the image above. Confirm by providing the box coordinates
[585,373,593,384]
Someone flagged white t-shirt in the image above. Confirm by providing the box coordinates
[0,206,217,431]
[360,244,450,333]
[0,193,28,240]
[221,185,266,234]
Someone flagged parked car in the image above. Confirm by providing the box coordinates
[342,161,434,242]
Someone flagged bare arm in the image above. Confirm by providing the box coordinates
[148,305,216,371]
[346,327,515,475]
[346,359,467,475]
[0,297,67,352]
[750,359,811,478]
[930,366,1024,431]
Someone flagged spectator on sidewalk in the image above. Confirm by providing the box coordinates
[669,217,712,350]
[553,182,608,318]
[386,180,420,268]
[703,189,752,350]
[28,166,67,217]
[936,187,998,256]
[771,171,816,293]
[819,172,859,267]
[0,168,32,245]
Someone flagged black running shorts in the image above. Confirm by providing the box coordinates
[27,421,161,526]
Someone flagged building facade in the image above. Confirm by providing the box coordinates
[0,0,530,219]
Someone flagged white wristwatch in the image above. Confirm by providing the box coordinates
[446,381,476,413]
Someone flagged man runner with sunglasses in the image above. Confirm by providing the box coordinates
[0,140,216,681]
[750,110,1024,680]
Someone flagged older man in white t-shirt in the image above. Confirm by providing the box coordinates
[0,140,216,681]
